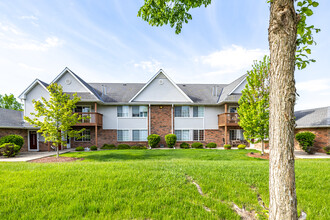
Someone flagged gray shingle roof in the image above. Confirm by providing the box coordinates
[0,108,25,128]
[218,74,247,104]
[295,106,330,128]
[88,83,227,104]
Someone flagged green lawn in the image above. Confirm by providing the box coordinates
[0,149,329,219]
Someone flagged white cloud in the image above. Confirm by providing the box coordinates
[18,63,44,72]
[19,15,38,20]
[134,59,162,73]
[296,79,330,92]
[198,45,266,68]
[7,36,63,51]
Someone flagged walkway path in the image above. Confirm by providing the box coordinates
[0,149,73,162]
[251,147,330,159]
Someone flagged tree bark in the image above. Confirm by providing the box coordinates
[261,140,265,156]
[268,0,298,219]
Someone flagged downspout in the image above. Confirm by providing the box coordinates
[171,104,174,134]
[148,104,151,135]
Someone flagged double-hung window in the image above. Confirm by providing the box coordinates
[193,130,204,141]
[74,129,91,142]
[229,129,244,141]
[193,106,204,117]
[132,130,148,141]
[175,130,190,141]
[175,106,189,117]
[117,106,129,117]
[132,106,148,117]
[117,130,129,141]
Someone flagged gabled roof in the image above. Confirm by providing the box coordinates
[295,106,330,128]
[18,79,49,100]
[52,67,102,101]
[218,74,247,104]
[129,69,193,103]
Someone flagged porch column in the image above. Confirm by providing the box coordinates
[94,102,97,112]
[224,103,228,145]
[95,125,98,147]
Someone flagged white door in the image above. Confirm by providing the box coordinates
[67,136,71,149]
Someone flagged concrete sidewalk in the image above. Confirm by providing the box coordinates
[0,149,73,162]
[251,147,330,159]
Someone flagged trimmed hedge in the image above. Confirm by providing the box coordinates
[224,144,231,149]
[323,146,330,155]
[0,143,20,157]
[117,144,130,149]
[206,142,217,148]
[0,134,24,149]
[165,134,177,148]
[147,134,160,148]
[90,145,97,151]
[237,144,246,149]
[191,142,203,149]
[180,142,190,149]
[130,145,147,150]
[75,146,84,151]
[101,144,117,150]
[295,132,316,154]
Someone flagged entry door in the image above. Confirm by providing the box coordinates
[29,131,38,150]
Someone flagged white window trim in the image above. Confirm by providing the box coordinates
[74,129,91,142]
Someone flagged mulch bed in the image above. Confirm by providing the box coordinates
[29,157,84,163]
[247,152,269,160]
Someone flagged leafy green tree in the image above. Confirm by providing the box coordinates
[238,56,269,155]
[24,83,86,158]
[138,1,319,219]
[0,94,23,111]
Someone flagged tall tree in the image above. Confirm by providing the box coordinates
[238,56,270,156]
[138,1,319,219]
[0,94,23,111]
[24,83,86,158]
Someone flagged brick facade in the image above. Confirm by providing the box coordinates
[0,128,29,151]
[295,128,330,152]
[150,105,172,146]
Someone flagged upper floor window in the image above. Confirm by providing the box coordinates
[75,106,91,113]
[193,106,204,117]
[117,106,129,117]
[132,106,148,117]
[175,106,189,117]
[229,106,238,113]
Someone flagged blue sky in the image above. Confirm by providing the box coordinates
[0,0,329,110]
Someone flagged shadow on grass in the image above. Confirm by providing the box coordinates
[63,149,262,162]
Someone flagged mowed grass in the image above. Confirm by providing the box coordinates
[0,149,328,219]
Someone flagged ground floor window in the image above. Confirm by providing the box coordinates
[175,130,190,141]
[74,129,91,142]
[229,129,244,141]
[117,130,129,141]
[132,130,148,141]
[193,130,204,141]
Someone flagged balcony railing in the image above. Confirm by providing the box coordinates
[74,112,103,127]
[218,113,239,127]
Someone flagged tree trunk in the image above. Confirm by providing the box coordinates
[56,145,59,158]
[261,140,265,156]
[268,0,298,219]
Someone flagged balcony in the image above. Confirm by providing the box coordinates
[218,113,239,127]
[74,112,103,127]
